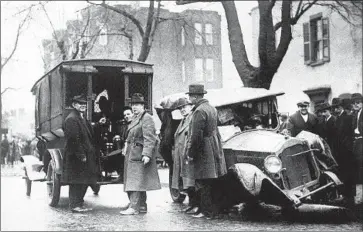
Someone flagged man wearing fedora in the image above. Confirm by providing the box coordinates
[185,84,227,219]
[120,93,161,215]
[286,100,318,137]
[331,97,355,207]
[351,93,363,189]
[63,94,99,213]
[171,97,200,215]
[318,102,336,153]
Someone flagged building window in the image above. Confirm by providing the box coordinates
[182,61,186,83]
[181,27,185,46]
[99,27,108,46]
[194,23,202,45]
[205,23,213,45]
[206,59,214,82]
[303,14,329,65]
[195,58,203,81]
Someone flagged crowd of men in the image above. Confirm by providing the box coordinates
[281,93,362,208]
[0,135,33,167]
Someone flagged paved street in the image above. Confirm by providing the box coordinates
[1,168,362,231]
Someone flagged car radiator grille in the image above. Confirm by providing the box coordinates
[280,145,317,190]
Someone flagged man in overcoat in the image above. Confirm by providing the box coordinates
[319,102,337,154]
[351,93,362,188]
[286,100,318,137]
[120,93,161,215]
[171,97,199,214]
[63,94,99,213]
[185,84,227,219]
[331,97,355,207]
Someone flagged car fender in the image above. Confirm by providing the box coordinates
[228,163,297,206]
[321,171,343,186]
[20,155,46,181]
[47,149,63,175]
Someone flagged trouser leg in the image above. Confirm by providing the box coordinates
[187,187,199,207]
[196,179,218,216]
[69,184,86,209]
[140,191,147,208]
[129,191,141,211]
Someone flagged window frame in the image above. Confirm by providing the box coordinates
[206,58,214,82]
[205,23,213,45]
[303,13,330,66]
[194,22,203,45]
[194,58,204,82]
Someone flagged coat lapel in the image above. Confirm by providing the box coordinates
[127,111,145,133]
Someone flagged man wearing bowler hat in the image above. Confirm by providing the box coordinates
[185,84,227,219]
[331,97,355,207]
[286,100,318,137]
[351,93,363,189]
[63,94,99,213]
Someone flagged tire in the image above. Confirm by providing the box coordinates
[168,168,186,203]
[46,160,61,207]
[91,184,101,195]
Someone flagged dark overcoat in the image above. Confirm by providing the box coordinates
[352,110,362,183]
[186,99,227,180]
[63,109,99,184]
[322,115,337,152]
[286,111,318,137]
[124,111,161,191]
[171,113,194,190]
[333,111,355,182]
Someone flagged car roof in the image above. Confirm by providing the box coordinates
[155,87,285,109]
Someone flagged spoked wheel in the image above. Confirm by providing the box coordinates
[168,168,186,203]
[46,160,61,207]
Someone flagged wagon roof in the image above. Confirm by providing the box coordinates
[31,59,153,92]
[156,87,285,109]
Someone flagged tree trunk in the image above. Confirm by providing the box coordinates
[137,0,155,62]
[221,1,257,87]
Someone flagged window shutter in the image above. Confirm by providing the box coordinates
[322,17,330,61]
[303,22,311,64]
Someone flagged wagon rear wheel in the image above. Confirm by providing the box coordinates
[168,168,186,203]
[46,160,61,207]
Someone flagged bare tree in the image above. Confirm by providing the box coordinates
[87,0,162,62]
[222,0,362,89]
[0,3,34,146]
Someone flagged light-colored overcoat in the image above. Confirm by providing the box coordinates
[186,99,227,180]
[124,111,161,191]
[171,113,195,190]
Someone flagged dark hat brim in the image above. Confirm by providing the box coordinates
[131,100,146,104]
[186,90,207,95]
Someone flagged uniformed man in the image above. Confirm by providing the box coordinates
[319,102,336,154]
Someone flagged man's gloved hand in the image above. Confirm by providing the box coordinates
[142,156,150,165]
[99,117,107,124]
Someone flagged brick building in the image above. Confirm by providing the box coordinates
[42,4,223,107]
[250,3,362,114]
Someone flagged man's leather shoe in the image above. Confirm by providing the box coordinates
[192,212,206,218]
[119,203,130,211]
[186,206,199,214]
[140,206,147,213]
[71,206,92,213]
[120,208,139,215]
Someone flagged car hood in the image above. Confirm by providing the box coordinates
[223,130,290,153]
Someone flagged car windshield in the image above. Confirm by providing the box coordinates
[217,97,279,141]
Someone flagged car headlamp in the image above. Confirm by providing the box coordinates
[264,155,282,174]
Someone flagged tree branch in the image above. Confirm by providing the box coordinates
[274,0,318,31]
[137,0,155,61]
[72,9,91,59]
[1,87,18,95]
[86,0,145,38]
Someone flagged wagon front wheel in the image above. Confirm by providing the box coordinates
[46,160,61,207]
